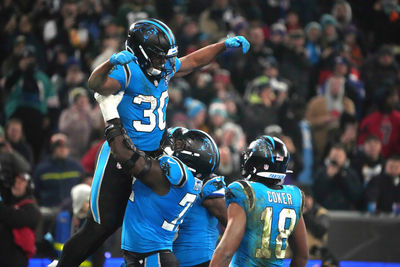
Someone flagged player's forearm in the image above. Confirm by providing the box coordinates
[189,42,226,69]
[105,121,153,179]
[88,60,114,95]
[210,247,233,267]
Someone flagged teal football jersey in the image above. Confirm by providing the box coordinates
[109,57,181,151]
[226,180,304,267]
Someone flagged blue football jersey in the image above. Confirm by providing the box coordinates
[109,57,181,151]
[226,180,304,267]
[173,176,226,266]
[121,155,202,253]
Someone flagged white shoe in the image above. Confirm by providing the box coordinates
[47,260,58,267]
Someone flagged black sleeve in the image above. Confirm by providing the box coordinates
[0,202,41,229]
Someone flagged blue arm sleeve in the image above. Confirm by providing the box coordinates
[108,64,126,91]
[159,155,188,186]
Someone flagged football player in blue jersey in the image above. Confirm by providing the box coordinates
[210,136,309,267]
[109,126,219,266]
[52,19,248,267]
[173,173,227,267]
[169,128,228,267]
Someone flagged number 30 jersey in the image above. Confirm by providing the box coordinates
[121,155,202,253]
[226,180,304,267]
[109,57,181,151]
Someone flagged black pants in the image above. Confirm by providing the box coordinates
[123,250,179,267]
[191,261,210,267]
[57,142,133,267]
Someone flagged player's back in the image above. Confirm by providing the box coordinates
[121,155,202,254]
[226,180,303,267]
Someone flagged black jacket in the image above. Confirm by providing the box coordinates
[0,194,41,267]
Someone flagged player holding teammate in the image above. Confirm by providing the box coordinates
[108,126,220,266]
[52,19,249,267]
[210,136,308,267]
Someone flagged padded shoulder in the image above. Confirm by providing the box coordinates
[226,180,255,213]
[159,155,189,186]
[201,176,226,201]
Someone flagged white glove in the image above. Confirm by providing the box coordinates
[94,91,124,122]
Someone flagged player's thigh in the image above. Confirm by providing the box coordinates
[123,250,179,267]
[89,142,133,230]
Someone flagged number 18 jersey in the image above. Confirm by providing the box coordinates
[226,180,304,267]
[109,58,181,151]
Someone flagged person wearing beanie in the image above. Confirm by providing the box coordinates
[184,97,208,131]
[305,22,322,65]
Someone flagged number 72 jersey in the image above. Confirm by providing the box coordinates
[225,180,304,267]
[109,57,181,151]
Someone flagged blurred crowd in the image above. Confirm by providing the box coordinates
[1,0,400,263]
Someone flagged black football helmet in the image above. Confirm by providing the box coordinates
[163,128,220,179]
[126,18,178,81]
[241,135,290,180]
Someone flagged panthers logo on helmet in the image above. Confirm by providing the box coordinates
[141,26,158,42]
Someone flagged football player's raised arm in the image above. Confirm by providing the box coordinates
[175,42,226,77]
[288,216,309,267]
[210,202,246,267]
[176,36,250,77]
[88,60,121,95]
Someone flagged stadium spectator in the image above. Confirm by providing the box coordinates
[184,97,208,132]
[322,112,358,162]
[331,0,353,34]
[361,45,398,115]
[5,118,34,166]
[342,25,363,68]
[198,0,234,42]
[230,25,273,94]
[33,133,83,208]
[352,134,384,186]
[0,145,39,267]
[80,139,105,175]
[306,75,355,161]
[366,155,400,214]
[358,85,400,158]
[304,22,322,66]
[4,45,58,162]
[58,87,102,160]
[279,29,311,100]
[242,77,280,143]
[313,144,363,210]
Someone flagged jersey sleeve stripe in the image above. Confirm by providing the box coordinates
[237,180,255,211]
[173,157,187,187]
[123,64,131,89]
